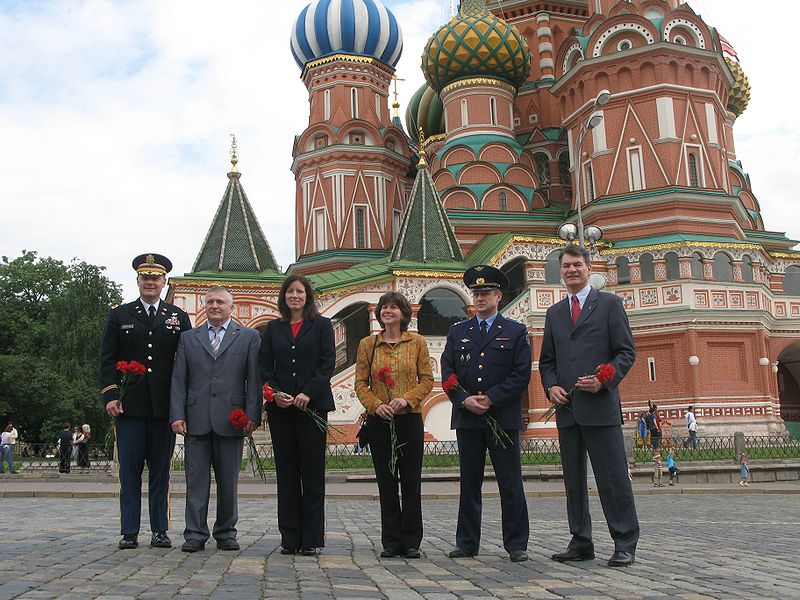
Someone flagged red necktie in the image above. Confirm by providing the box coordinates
[571,295,581,325]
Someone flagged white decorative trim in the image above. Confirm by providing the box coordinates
[592,23,655,58]
[663,18,706,49]
[562,43,583,75]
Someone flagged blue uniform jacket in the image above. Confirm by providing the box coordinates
[441,314,532,430]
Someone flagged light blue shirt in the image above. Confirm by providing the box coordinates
[208,319,231,344]
[567,284,591,310]
[140,298,160,314]
[477,312,498,331]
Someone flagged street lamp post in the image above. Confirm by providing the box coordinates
[570,90,611,247]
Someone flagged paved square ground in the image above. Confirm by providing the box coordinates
[0,494,797,599]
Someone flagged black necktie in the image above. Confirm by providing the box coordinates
[148,305,156,325]
[480,320,487,337]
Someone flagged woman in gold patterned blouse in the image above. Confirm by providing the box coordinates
[355,292,433,559]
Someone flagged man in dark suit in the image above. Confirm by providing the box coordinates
[442,265,532,563]
[99,253,192,549]
[539,244,638,567]
[170,286,261,552]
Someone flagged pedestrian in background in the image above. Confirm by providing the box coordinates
[1,424,18,474]
[653,450,664,487]
[76,424,91,470]
[6,421,18,465]
[356,292,433,560]
[685,406,698,449]
[667,448,679,486]
[646,404,662,450]
[637,411,649,447]
[58,422,72,474]
[739,451,751,487]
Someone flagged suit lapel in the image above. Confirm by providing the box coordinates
[150,303,169,332]
[130,301,150,326]
[466,317,481,346]
[558,297,572,331]
[294,319,313,342]
[198,325,215,358]
[478,314,504,350]
[215,323,240,359]
[573,288,599,331]
[278,321,294,345]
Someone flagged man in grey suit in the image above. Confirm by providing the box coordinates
[539,245,638,567]
[170,286,261,552]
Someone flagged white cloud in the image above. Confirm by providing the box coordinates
[0,0,797,302]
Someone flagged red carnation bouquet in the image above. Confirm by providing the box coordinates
[376,367,403,475]
[114,360,146,411]
[540,363,616,423]
[263,383,344,436]
[443,374,512,449]
[228,408,267,483]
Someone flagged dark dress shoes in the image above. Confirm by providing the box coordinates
[607,551,635,567]
[509,550,529,563]
[404,548,421,559]
[551,548,595,562]
[217,539,240,551]
[181,539,205,553]
[280,547,297,555]
[118,534,138,550]
[300,547,317,556]
[448,547,476,558]
[380,548,400,558]
[150,532,172,548]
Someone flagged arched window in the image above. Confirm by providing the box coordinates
[499,257,527,311]
[784,266,800,296]
[616,256,631,284]
[691,252,704,279]
[418,288,467,336]
[741,254,754,283]
[460,99,468,126]
[712,252,733,281]
[640,253,655,283]
[499,191,508,212]
[323,89,331,121]
[355,208,366,248]
[489,97,498,126]
[350,88,359,119]
[533,153,550,187]
[545,250,562,284]
[665,252,680,280]
[688,152,700,187]
[559,152,572,199]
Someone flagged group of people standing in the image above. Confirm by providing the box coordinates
[99,245,640,567]
[56,422,91,473]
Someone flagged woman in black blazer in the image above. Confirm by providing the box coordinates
[259,275,335,556]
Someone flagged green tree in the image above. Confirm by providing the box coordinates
[0,251,123,444]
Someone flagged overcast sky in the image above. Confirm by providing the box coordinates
[1,0,796,301]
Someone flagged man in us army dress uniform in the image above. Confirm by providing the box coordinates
[99,253,192,549]
[441,265,532,562]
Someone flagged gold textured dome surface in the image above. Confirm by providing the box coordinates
[726,57,751,117]
[422,0,530,92]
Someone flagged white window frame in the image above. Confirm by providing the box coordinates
[353,204,369,249]
[647,357,656,381]
[685,145,705,187]
[591,110,607,152]
[626,145,645,191]
[313,208,327,251]
[656,97,676,139]
[582,160,596,203]
[350,88,358,119]
[460,99,468,127]
[489,97,498,126]
[705,102,718,144]
[375,93,381,120]
[323,89,331,121]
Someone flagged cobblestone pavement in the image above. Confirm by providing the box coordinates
[1,494,798,599]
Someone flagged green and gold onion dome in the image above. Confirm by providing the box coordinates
[725,57,751,117]
[422,0,531,93]
[405,83,445,138]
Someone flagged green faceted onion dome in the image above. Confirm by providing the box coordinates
[726,57,751,117]
[405,83,445,138]
[422,0,531,92]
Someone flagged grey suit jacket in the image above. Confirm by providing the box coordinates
[170,322,262,436]
[539,287,636,427]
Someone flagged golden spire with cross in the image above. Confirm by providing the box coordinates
[391,74,405,119]
[229,133,239,173]
[417,126,427,168]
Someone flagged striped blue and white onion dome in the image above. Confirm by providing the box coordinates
[290,0,403,70]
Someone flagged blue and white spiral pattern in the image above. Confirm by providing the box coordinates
[290,0,403,70]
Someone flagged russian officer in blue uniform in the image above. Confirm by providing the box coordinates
[442,265,532,562]
[99,254,192,549]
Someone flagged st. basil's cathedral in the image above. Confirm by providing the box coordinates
[167,0,800,441]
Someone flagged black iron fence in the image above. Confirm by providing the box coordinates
[2,434,798,473]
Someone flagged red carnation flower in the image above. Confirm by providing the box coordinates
[443,374,459,393]
[263,383,275,403]
[228,408,249,429]
[116,360,129,372]
[595,363,616,385]
[377,367,395,388]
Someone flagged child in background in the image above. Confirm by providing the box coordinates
[739,451,751,487]
[653,450,664,487]
[667,448,680,486]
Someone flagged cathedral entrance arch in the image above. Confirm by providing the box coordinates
[777,342,800,436]
[499,257,527,311]
[331,302,370,375]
